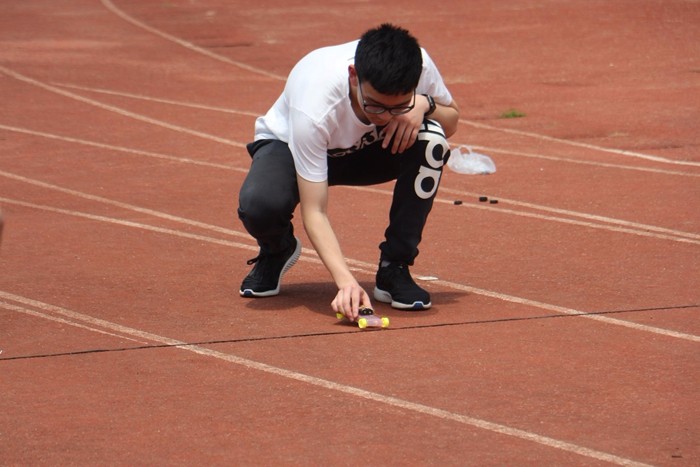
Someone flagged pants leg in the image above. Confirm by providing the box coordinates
[237,140,298,254]
[329,119,450,265]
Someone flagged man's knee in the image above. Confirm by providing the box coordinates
[418,120,449,167]
[238,177,298,234]
[239,185,285,219]
[412,120,450,199]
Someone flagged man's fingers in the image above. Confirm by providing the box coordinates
[393,126,418,154]
[398,127,419,153]
[381,123,396,150]
[332,286,367,321]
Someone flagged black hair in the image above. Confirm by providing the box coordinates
[354,24,423,95]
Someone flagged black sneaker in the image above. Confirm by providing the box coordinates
[240,237,301,297]
[373,262,432,310]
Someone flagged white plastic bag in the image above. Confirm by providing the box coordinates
[447,145,496,175]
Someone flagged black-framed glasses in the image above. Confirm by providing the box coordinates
[358,83,416,115]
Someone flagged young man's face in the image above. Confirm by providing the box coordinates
[348,65,416,126]
[357,81,416,126]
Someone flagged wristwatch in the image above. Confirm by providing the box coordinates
[423,94,436,116]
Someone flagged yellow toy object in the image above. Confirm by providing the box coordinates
[336,307,389,329]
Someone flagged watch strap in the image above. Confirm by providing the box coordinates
[423,94,436,116]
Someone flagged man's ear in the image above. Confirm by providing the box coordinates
[348,65,359,86]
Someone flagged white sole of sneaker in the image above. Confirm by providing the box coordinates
[239,238,302,297]
[373,287,432,310]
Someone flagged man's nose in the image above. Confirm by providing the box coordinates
[376,113,393,124]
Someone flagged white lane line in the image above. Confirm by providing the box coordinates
[0,169,251,240]
[52,82,261,117]
[1,125,697,246]
[99,0,688,169]
[0,124,242,171]
[444,203,699,245]
[429,280,700,343]
[469,146,700,178]
[459,119,700,167]
[3,165,698,249]
[1,196,697,343]
[0,7,684,460]
[361,184,700,246]
[1,66,696,244]
[0,290,653,466]
[0,196,258,252]
[99,0,286,82]
[0,196,321,265]
[49,82,700,178]
[0,300,146,344]
[0,65,244,148]
[439,186,700,241]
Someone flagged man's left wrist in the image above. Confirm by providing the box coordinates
[422,94,436,116]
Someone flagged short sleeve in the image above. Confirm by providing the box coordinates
[288,107,331,182]
[417,50,453,106]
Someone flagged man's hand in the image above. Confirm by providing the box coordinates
[331,283,372,322]
[380,96,430,154]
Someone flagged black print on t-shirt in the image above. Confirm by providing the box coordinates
[327,127,383,158]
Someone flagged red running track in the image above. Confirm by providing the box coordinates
[1,0,699,464]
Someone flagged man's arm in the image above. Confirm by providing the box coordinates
[297,175,371,321]
[382,98,460,154]
[428,98,460,138]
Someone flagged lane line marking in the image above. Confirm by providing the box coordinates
[99,0,285,81]
[1,67,696,243]
[458,120,700,167]
[0,196,259,251]
[52,82,261,117]
[1,196,697,343]
[428,280,700,343]
[0,65,244,148]
[363,184,700,245]
[49,82,700,178]
[0,300,146,344]
[1,126,697,245]
[0,290,653,466]
[469,145,700,178]
[439,186,700,241]
[98,0,694,168]
[0,4,688,465]
[3,168,699,248]
[0,196,322,265]
[0,168,251,240]
[0,124,243,171]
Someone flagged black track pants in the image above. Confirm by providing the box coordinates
[237,120,450,263]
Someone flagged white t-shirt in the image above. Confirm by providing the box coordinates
[254,40,453,182]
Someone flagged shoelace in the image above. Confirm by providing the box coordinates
[246,255,262,265]
[384,263,418,285]
[247,243,293,266]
